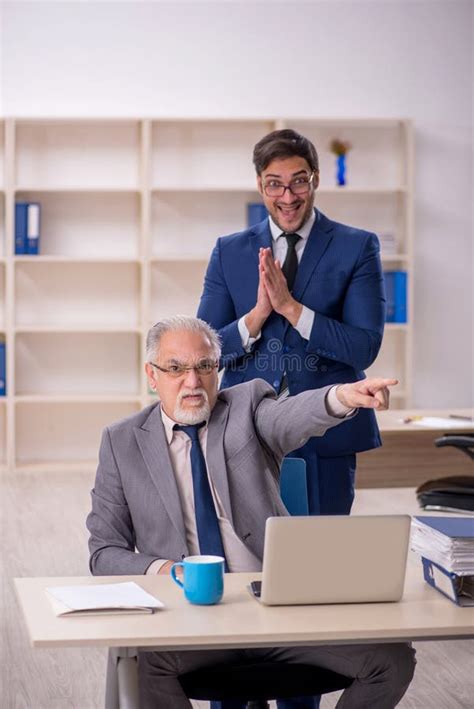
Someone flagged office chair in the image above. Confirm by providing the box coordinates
[416,434,474,512]
[279,456,309,516]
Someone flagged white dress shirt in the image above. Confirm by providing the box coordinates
[147,406,262,575]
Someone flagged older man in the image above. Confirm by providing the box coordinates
[87,315,415,709]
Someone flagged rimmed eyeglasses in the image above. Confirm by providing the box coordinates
[262,172,315,198]
[149,360,218,379]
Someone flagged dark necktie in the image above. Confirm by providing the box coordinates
[174,423,226,562]
[281,233,301,291]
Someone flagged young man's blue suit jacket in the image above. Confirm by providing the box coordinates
[197,210,386,510]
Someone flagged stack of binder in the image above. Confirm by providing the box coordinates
[411,516,474,606]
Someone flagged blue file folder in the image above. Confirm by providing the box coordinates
[422,557,474,606]
[384,270,407,323]
[415,516,474,539]
[247,203,268,227]
[0,340,6,396]
[15,202,41,255]
[15,202,28,254]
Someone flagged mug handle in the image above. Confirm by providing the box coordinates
[170,562,184,588]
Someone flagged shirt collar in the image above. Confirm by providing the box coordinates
[160,405,208,445]
[269,208,317,244]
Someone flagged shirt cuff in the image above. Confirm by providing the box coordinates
[294,305,314,341]
[238,315,261,353]
[146,559,170,575]
[326,386,356,418]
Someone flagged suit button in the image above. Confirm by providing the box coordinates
[283,345,289,353]
[273,380,280,388]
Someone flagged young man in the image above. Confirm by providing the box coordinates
[87,316,414,709]
[197,129,386,517]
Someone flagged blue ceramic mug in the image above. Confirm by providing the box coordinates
[170,555,225,605]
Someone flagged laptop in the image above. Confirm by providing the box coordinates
[249,515,411,605]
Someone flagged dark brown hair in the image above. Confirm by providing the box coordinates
[252,129,319,175]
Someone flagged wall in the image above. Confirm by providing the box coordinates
[2,0,473,407]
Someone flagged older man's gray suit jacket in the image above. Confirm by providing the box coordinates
[87,379,347,576]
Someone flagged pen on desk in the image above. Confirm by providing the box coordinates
[449,414,473,421]
[403,416,423,423]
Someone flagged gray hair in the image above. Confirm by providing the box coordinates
[145,315,221,362]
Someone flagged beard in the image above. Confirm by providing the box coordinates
[173,387,211,425]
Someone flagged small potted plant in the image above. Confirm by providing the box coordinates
[329,139,352,186]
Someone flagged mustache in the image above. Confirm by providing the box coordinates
[177,387,208,403]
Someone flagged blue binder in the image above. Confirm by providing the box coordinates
[247,202,268,227]
[415,516,474,539]
[26,202,41,254]
[384,270,407,323]
[422,557,474,606]
[15,202,41,255]
[0,340,6,396]
[15,202,28,254]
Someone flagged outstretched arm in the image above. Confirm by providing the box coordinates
[254,377,397,459]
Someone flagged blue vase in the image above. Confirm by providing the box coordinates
[336,154,346,186]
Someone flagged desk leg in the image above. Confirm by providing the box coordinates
[106,648,139,709]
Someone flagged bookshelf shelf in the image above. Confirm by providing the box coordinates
[15,461,97,474]
[150,254,209,263]
[13,256,141,264]
[384,324,409,332]
[14,326,142,334]
[15,394,141,404]
[381,254,409,263]
[1,116,413,472]
[151,186,259,193]
[317,187,407,195]
[15,186,141,194]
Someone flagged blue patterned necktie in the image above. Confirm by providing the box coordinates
[174,422,227,563]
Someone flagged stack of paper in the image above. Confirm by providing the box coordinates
[46,582,164,616]
[411,517,474,575]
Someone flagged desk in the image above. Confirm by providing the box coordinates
[14,559,474,651]
[14,554,474,709]
[357,408,473,488]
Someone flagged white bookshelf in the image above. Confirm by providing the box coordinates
[0,117,414,472]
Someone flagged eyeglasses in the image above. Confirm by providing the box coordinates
[149,360,218,379]
[262,172,315,198]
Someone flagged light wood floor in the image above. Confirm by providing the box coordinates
[1,471,473,709]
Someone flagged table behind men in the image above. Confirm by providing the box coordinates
[357,408,473,488]
[15,559,474,652]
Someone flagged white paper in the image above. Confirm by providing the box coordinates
[46,581,164,616]
[410,417,473,429]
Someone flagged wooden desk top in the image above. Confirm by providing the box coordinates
[376,408,473,433]
[14,556,474,651]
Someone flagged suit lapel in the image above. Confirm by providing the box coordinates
[248,219,273,271]
[206,398,233,524]
[134,405,187,547]
[292,210,334,301]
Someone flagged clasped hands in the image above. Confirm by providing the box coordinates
[246,247,302,336]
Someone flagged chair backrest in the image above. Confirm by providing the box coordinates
[279,457,308,516]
